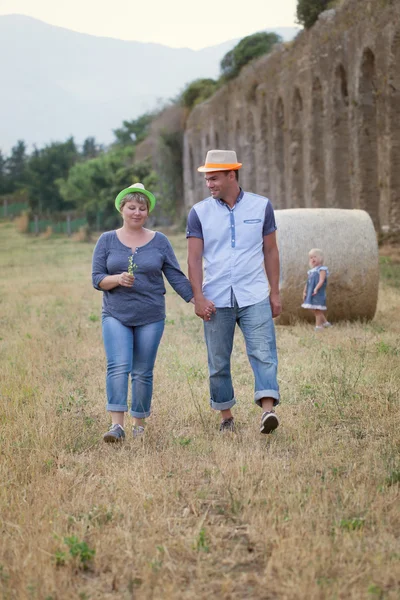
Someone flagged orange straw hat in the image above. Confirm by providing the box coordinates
[197,149,242,173]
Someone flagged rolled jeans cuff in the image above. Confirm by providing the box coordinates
[254,390,280,408]
[106,403,128,412]
[210,397,237,411]
[130,409,151,419]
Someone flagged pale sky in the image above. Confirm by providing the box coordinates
[0,0,299,49]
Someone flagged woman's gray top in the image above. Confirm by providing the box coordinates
[92,231,193,327]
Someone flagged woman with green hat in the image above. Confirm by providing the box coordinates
[92,184,213,443]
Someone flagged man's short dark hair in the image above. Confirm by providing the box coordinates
[224,170,239,181]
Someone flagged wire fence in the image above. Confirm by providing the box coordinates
[1,197,89,236]
[28,215,88,235]
[1,199,29,218]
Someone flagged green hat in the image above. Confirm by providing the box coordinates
[115,183,156,213]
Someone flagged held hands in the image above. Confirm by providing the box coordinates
[194,296,216,321]
[118,272,135,287]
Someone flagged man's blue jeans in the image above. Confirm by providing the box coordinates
[102,316,165,418]
[203,297,279,411]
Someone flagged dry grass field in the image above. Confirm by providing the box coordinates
[0,221,399,600]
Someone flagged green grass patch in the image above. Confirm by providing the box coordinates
[379,256,400,288]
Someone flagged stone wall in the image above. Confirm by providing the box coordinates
[183,0,400,236]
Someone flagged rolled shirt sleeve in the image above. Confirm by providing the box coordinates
[186,207,203,239]
[263,201,277,236]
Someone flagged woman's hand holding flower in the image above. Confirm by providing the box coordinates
[118,272,135,287]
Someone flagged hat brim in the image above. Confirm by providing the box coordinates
[115,187,156,212]
[197,163,242,173]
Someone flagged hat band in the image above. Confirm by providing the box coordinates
[204,163,240,169]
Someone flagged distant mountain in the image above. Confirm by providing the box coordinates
[0,15,300,153]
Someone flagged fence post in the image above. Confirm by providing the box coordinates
[34,215,39,236]
[66,214,71,237]
[3,198,7,218]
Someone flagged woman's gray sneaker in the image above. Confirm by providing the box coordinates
[219,417,235,432]
[132,425,145,439]
[103,424,126,443]
[260,411,279,434]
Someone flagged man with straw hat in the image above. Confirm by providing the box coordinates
[186,150,281,434]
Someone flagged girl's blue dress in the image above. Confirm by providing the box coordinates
[301,266,329,311]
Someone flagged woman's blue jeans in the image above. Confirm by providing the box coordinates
[102,316,165,418]
[203,297,279,411]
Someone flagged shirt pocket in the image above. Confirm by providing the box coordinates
[240,219,264,250]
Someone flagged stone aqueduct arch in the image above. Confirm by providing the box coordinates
[311,78,325,208]
[188,146,194,191]
[389,30,400,233]
[290,88,305,209]
[243,110,256,190]
[274,98,286,209]
[258,101,270,198]
[185,21,400,235]
[332,65,350,209]
[357,48,379,229]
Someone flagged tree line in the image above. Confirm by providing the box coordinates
[0,121,156,230]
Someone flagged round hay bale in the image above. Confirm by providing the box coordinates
[274,208,379,324]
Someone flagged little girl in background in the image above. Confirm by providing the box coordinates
[301,248,332,331]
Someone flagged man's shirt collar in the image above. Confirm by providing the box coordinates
[216,187,244,207]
